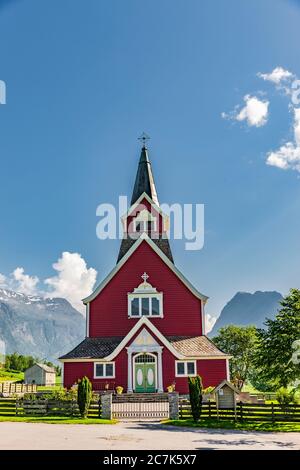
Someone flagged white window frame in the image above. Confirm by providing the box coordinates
[93,362,115,379]
[128,293,163,318]
[175,360,197,377]
[133,209,157,233]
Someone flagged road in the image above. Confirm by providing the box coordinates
[0,421,299,450]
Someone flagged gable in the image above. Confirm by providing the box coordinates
[130,328,159,348]
[103,317,185,360]
[84,233,208,304]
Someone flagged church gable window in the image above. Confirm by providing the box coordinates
[133,209,157,234]
[128,273,163,318]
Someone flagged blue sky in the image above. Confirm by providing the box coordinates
[0,0,300,326]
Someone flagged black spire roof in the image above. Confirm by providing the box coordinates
[117,144,174,264]
[130,146,159,206]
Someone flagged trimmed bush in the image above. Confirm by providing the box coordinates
[77,376,92,418]
[188,375,203,422]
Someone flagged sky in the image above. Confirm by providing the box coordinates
[0,0,300,329]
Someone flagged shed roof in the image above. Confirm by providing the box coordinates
[213,380,240,394]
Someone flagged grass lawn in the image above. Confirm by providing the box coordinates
[0,369,24,382]
[0,416,116,425]
[162,418,300,432]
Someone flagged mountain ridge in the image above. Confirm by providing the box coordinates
[0,288,85,362]
[209,290,283,337]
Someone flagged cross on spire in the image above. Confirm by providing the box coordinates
[141,272,149,283]
[138,132,150,148]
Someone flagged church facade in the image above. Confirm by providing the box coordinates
[60,144,230,394]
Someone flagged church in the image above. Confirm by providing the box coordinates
[60,142,230,394]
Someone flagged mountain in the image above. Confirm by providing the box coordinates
[0,288,85,362]
[209,290,283,337]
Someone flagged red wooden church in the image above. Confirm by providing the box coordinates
[60,144,230,394]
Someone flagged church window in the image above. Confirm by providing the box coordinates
[94,362,115,378]
[128,274,163,318]
[175,361,196,377]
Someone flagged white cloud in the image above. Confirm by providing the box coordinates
[205,313,216,334]
[44,252,97,314]
[12,267,39,295]
[0,273,7,287]
[236,95,269,127]
[258,67,293,85]
[266,107,300,172]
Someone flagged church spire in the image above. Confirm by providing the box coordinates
[130,144,159,206]
[116,140,174,264]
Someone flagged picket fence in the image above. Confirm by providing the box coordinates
[0,382,37,394]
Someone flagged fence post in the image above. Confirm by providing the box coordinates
[100,392,112,420]
[98,396,102,418]
[239,401,243,421]
[208,401,211,419]
[271,402,275,424]
[168,392,179,420]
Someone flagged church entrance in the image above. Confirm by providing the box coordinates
[133,353,156,393]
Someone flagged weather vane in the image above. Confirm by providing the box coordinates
[138,132,150,147]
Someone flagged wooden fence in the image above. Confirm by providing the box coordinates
[0,398,100,418]
[0,382,37,395]
[179,400,300,423]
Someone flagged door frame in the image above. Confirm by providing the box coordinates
[133,352,158,392]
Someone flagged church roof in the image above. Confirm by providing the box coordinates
[167,336,228,358]
[131,146,159,206]
[59,333,227,360]
[117,236,174,263]
[84,233,208,304]
[59,337,124,360]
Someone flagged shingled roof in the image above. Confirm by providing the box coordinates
[36,363,56,373]
[167,336,227,357]
[117,236,174,263]
[60,334,226,360]
[59,337,124,360]
[131,146,159,206]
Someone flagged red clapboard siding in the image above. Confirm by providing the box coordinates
[63,350,128,389]
[162,349,227,393]
[197,359,228,388]
[89,240,203,337]
[63,324,227,392]
[63,355,227,393]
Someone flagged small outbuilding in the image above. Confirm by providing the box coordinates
[213,380,240,409]
[24,363,56,386]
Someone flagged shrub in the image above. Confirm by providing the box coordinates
[77,376,92,418]
[188,375,203,422]
[276,387,299,408]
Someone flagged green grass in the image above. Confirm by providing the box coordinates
[0,416,116,425]
[162,418,300,432]
[0,369,24,382]
[37,384,63,391]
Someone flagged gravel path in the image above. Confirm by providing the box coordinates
[0,421,299,450]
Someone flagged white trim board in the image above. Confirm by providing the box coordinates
[83,233,208,304]
[121,192,164,220]
[60,354,230,363]
[60,316,231,363]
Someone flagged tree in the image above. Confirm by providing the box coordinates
[188,375,203,422]
[212,325,259,390]
[77,376,92,418]
[254,289,300,388]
